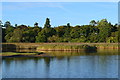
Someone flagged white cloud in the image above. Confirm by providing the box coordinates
[2,2,70,13]
[3,2,64,10]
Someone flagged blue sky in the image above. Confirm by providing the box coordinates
[2,2,117,27]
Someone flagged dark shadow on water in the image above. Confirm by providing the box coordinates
[84,46,97,53]
[84,49,97,54]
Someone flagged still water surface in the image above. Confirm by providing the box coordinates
[2,50,119,78]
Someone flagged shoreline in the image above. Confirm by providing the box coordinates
[1,54,51,58]
[1,43,119,51]
[1,43,119,50]
[1,43,119,57]
[1,52,50,58]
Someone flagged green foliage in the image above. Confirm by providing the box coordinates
[36,34,47,42]
[34,22,39,27]
[22,30,35,42]
[5,32,13,42]
[118,26,120,42]
[15,24,17,27]
[2,18,119,43]
[70,38,81,42]
[5,29,22,42]
[36,27,56,42]
[106,37,118,43]
[70,28,80,39]
[9,29,22,42]
[89,20,96,26]
[5,26,14,35]
[63,23,72,40]
[44,18,51,28]
[88,33,99,43]
[2,28,6,42]
[97,19,113,42]
[54,26,66,37]
[4,21,11,28]
[48,35,63,42]
[67,23,71,28]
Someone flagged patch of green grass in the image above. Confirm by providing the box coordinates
[1,52,37,56]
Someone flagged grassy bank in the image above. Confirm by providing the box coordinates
[0,52,38,56]
[1,43,119,52]
[36,44,97,51]
[1,51,49,57]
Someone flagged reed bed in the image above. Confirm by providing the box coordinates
[36,44,97,51]
[1,43,119,52]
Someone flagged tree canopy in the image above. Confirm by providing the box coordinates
[1,18,119,43]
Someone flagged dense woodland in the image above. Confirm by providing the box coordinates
[0,18,120,43]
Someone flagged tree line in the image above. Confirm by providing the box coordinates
[0,18,120,43]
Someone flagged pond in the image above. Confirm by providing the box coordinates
[1,50,119,78]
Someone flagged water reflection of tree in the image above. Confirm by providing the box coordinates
[44,57,51,67]
[33,57,42,64]
[2,58,13,73]
[33,57,43,70]
[43,57,52,78]
[3,58,12,67]
[97,56,108,77]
